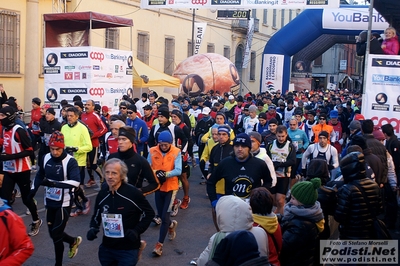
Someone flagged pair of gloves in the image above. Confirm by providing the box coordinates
[86,228,138,242]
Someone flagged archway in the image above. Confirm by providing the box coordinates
[260,6,389,93]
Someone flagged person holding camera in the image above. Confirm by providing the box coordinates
[61,107,92,217]
[147,131,182,256]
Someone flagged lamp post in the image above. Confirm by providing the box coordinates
[191,9,196,56]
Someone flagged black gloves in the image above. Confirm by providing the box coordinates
[65,146,78,153]
[155,170,166,184]
[87,228,100,241]
[41,178,56,187]
[125,229,138,243]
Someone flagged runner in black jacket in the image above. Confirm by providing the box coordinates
[87,158,155,265]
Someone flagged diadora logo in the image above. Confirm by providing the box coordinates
[90,52,105,62]
[61,52,88,58]
[89,88,105,97]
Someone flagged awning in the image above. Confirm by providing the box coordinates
[339,73,352,83]
[44,12,133,47]
[371,0,400,33]
[133,58,181,88]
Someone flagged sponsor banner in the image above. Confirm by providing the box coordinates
[261,54,284,93]
[141,0,338,9]
[45,83,132,115]
[44,47,132,84]
[242,18,254,69]
[194,23,207,55]
[322,8,389,30]
[363,54,400,137]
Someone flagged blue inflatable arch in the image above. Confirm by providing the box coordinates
[260,6,388,93]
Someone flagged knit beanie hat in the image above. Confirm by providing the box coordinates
[171,109,183,121]
[218,124,231,134]
[0,106,16,127]
[48,131,65,149]
[42,104,51,110]
[127,104,137,112]
[234,133,251,149]
[268,118,278,125]
[158,108,170,119]
[158,131,173,144]
[46,108,56,116]
[102,106,109,112]
[318,131,329,139]
[248,131,262,144]
[118,127,136,144]
[291,178,321,205]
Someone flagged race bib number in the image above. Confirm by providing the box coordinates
[3,161,15,172]
[334,131,339,141]
[32,123,40,131]
[43,133,52,146]
[45,187,62,201]
[102,213,124,238]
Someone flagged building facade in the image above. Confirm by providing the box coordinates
[1,0,302,111]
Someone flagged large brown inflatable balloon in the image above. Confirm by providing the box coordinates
[173,53,240,97]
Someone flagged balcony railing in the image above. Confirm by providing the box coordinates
[232,18,259,33]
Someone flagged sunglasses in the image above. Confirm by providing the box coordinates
[127,111,134,114]
[120,107,127,110]
[319,118,326,120]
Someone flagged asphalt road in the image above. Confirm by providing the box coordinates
[15,163,215,266]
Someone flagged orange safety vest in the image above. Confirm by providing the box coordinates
[149,146,180,192]
[312,124,334,144]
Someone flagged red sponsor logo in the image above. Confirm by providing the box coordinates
[371,116,400,133]
[65,72,73,80]
[90,52,105,62]
[74,72,80,80]
[89,88,105,97]
[191,0,207,5]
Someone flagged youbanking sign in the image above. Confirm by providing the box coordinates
[260,6,389,94]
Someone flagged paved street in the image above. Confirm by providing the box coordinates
[11,162,400,266]
[15,164,215,266]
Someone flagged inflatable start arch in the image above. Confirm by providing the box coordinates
[260,6,389,93]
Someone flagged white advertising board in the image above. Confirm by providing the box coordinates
[261,54,284,93]
[363,54,400,137]
[322,8,389,30]
[44,47,133,114]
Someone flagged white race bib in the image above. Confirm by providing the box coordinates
[102,213,124,238]
[45,187,62,201]
[3,161,15,172]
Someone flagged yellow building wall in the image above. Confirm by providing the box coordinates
[1,0,298,110]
